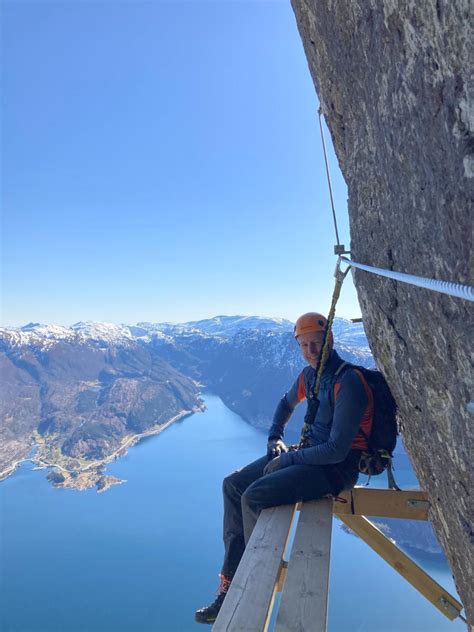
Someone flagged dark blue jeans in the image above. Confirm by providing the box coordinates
[221,454,358,578]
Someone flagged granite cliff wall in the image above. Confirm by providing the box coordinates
[290,0,473,624]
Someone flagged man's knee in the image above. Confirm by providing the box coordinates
[223,469,245,499]
[241,479,267,513]
[223,457,268,501]
[222,472,236,497]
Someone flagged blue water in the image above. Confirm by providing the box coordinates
[0,394,465,632]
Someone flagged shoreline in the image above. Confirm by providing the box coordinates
[0,404,204,490]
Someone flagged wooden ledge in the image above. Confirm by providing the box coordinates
[333,488,430,520]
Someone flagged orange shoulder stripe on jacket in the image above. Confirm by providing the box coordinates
[297,372,306,401]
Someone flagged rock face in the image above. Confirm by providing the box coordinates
[291,0,472,623]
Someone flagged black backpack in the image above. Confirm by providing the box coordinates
[335,362,400,488]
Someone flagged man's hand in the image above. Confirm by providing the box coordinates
[267,439,288,459]
[263,455,282,475]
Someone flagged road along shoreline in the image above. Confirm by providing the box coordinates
[0,404,204,491]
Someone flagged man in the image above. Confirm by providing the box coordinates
[195,312,373,624]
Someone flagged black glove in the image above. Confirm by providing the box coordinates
[267,439,288,459]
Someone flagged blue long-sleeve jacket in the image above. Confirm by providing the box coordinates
[268,350,373,468]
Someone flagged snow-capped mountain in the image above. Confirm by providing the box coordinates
[0,323,78,349]
[71,321,138,343]
[141,315,294,338]
[0,321,171,350]
[1,316,370,353]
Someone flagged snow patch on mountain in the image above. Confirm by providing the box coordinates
[140,315,294,338]
[0,323,77,349]
[71,321,137,342]
[1,316,372,365]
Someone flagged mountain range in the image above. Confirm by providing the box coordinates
[0,315,373,484]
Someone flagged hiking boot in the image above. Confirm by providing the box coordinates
[195,574,231,624]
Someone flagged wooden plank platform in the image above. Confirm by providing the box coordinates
[213,504,297,632]
[213,488,463,631]
[275,498,333,632]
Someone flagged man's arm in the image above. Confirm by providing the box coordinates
[278,369,368,467]
[267,372,304,441]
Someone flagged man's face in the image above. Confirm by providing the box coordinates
[297,331,325,368]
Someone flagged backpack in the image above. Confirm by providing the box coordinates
[335,362,400,488]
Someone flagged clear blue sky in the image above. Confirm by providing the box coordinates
[2,0,361,327]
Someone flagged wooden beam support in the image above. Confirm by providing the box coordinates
[213,504,297,632]
[275,561,288,593]
[334,488,430,520]
[275,499,333,632]
[340,515,463,620]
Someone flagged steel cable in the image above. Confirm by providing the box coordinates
[340,257,474,302]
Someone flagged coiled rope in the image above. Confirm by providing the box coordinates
[340,257,474,303]
[299,263,350,446]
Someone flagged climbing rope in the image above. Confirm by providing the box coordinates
[299,260,350,446]
[340,256,474,302]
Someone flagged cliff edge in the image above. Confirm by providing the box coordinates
[290,0,472,624]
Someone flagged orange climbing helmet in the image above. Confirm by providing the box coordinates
[294,312,330,339]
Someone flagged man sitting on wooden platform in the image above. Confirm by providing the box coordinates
[194,312,373,624]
